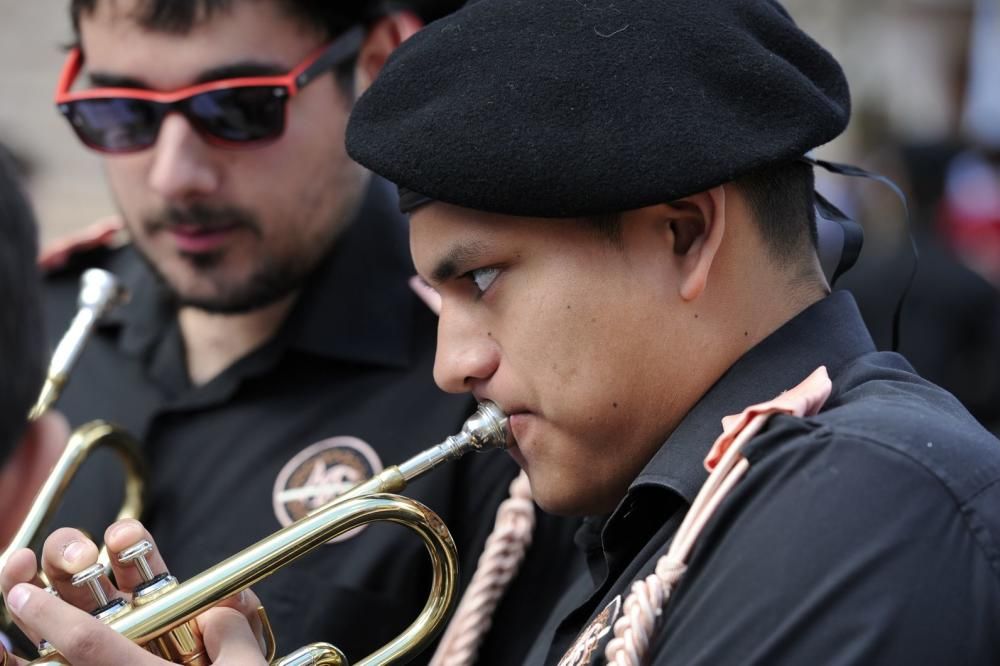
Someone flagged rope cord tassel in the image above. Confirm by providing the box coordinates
[603,366,832,666]
[430,471,536,666]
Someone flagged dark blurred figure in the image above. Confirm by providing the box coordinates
[840,145,1000,435]
[840,0,1000,435]
[0,145,70,651]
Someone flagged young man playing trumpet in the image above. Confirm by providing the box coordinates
[6,0,1000,664]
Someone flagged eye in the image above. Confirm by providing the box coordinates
[470,266,501,294]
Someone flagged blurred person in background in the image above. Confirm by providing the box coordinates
[838,0,1000,435]
[0,145,69,652]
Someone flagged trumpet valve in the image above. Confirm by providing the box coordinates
[119,539,177,602]
[118,540,209,666]
[118,540,157,585]
[71,563,128,620]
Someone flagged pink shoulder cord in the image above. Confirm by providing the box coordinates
[430,470,536,666]
[603,366,833,666]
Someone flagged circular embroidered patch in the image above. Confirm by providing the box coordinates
[558,595,622,666]
[272,436,383,542]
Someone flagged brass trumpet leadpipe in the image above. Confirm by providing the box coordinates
[321,403,511,510]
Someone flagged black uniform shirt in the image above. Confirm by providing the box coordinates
[40,179,576,662]
[529,291,1000,665]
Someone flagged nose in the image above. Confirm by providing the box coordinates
[147,113,221,200]
[433,306,500,394]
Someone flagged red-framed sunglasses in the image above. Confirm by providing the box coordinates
[54,26,363,154]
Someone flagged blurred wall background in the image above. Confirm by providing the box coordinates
[0,2,112,240]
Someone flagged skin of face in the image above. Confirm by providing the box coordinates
[411,203,711,516]
[78,0,369,312]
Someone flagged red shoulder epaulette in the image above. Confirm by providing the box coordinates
[38,217,125,273]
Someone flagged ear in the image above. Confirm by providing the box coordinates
[664,185,726,302]
[354,11,425,93]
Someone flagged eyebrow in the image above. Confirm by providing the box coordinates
[430,241,492,284]
[88,61,289,90]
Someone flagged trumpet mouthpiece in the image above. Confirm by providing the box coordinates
[79,268,129,313]
[462,401,511,451]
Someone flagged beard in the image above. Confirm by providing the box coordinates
[135,203,328,314]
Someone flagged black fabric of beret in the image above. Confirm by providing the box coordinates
[346,0,851,218]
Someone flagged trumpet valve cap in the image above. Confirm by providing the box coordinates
[118,540,156,581]
[71,562,111,607]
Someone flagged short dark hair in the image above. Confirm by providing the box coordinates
[0,148,45,463]
[69,0,465,39]
[585,212,624,248]
[732,159,818,263]
[69,0,465,91]
[587,161,817,264]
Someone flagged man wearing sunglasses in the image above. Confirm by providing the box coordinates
[26,0,579,663]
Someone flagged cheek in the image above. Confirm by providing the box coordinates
[105,158,151,210]
[519,276,665,425]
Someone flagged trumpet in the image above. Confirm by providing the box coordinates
[1,269,144,628]
[30,401,511,666]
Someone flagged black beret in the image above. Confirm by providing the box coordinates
[346,0,851,217]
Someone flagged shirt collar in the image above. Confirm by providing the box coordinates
[630,290,876,504]
[102,177,416,369]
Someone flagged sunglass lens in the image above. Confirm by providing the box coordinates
[188,87,286,143]
[61,98,164,152]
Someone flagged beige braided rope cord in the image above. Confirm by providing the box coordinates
[430,471,536,666]
[603,366,833,666]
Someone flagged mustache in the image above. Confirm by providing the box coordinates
[144,204,262,236]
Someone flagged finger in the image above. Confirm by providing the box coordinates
[0,549,43,597]
[215,589,267,655]
[198,607,267,665]
[2,550,48,645]
[104,519,169,594]
[39,529,113,612]
[214,588,261,616]
[5,583,155,666]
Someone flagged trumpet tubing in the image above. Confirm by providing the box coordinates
[31,401,511,666]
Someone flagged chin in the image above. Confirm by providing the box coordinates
[527,471,625,517]
[528,480,595,518]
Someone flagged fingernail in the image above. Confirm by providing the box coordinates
[238,590,247,605]
[108,520,138,543]
[7,584,30,614]
[63,540,86,563]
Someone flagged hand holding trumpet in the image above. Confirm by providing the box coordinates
[0,520,266,666]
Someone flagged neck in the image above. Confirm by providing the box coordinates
[178,294,298,386]
[724,259,829,362]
